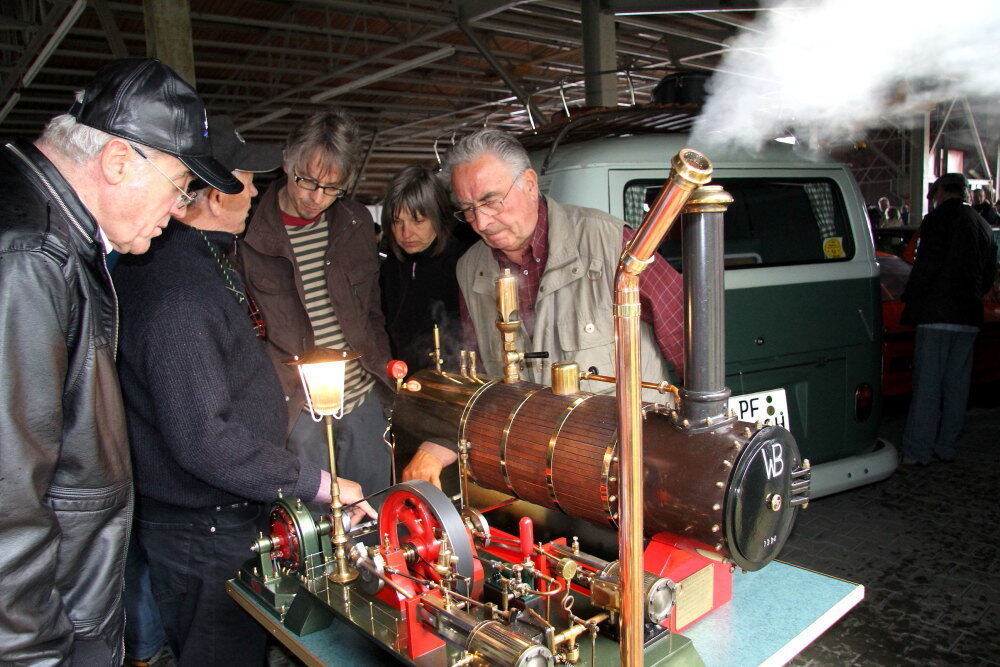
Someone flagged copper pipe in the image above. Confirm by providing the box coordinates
[579,371,680,401]
[613,148,711,666]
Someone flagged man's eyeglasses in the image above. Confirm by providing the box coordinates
[454,171,523,222]
[293,172,347,198]
[130,144,197,208]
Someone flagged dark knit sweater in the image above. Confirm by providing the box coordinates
[379,234,470,374]
[113,222,322,508]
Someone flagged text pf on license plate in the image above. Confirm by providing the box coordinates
[728,388,792,431]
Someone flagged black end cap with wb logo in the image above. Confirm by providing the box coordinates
[724,424,802,571]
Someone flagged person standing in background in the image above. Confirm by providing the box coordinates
[379,165,473,374]
[972,187,1000,226]
[900,173,997,465]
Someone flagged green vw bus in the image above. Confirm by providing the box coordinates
[533,133,897,497]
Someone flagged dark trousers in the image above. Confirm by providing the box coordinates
[137,497,268,667]
[288,386,392,510]
[902,326,978,462]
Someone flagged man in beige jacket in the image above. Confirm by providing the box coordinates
[402,128,684,487]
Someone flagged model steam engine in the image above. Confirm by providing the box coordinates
[230,149,811,666]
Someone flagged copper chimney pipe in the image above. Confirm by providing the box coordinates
[613,149,712,665]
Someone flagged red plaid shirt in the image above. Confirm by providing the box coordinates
[460,198,685,375]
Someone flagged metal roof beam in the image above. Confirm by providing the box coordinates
[275,0,453,25]
[456,18,543,126]
[88,0,127,58]
[606,0,763,13]
[0,0,86,124]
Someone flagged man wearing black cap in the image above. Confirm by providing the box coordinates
[113,115,376,666]
[0,58,240,665]
[900,173,997,465]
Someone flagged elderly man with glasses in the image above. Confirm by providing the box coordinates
[402,128,685,488]
[0,58,242,665]
[237,109,393,510]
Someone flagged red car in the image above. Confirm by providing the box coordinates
[878,249,1000,396]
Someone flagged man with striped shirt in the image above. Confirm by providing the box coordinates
[238,109,393,505]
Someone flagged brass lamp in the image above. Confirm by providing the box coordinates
[285,347,361,584]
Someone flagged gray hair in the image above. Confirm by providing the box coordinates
[440,128,531,187]
[39,92,165,164]
[283,108,362,185]
[39,112,117,164]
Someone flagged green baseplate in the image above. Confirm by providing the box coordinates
[230,548,705,667]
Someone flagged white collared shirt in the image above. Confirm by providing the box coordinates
[97,227,114,255]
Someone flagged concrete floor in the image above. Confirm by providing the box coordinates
[782,384,1000,666]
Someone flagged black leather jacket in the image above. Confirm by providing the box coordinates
[0,141,131,665]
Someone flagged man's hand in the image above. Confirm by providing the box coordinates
[337,477,378,526]
[402,449,446,489]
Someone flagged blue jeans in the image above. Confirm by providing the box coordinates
[901,326,977,462]
[124,532,166,660]
[288,386,392,509]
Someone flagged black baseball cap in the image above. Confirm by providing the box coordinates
[207,115,282,174]
[69,58,242,194]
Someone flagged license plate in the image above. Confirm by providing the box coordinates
[728,388,792,430]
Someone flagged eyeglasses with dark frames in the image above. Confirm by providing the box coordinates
[293,172,347,198]
[130,143,197,208]
[454,171,523,222]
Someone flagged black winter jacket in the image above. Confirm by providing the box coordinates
[0,141,130,665]
[379,234,470,374]
[902,199,997,327]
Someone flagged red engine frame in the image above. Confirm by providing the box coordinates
[370,488,732,660]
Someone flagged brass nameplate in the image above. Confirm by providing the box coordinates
[674,564,714,629]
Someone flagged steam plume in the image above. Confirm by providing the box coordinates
[691,0,1000,152]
